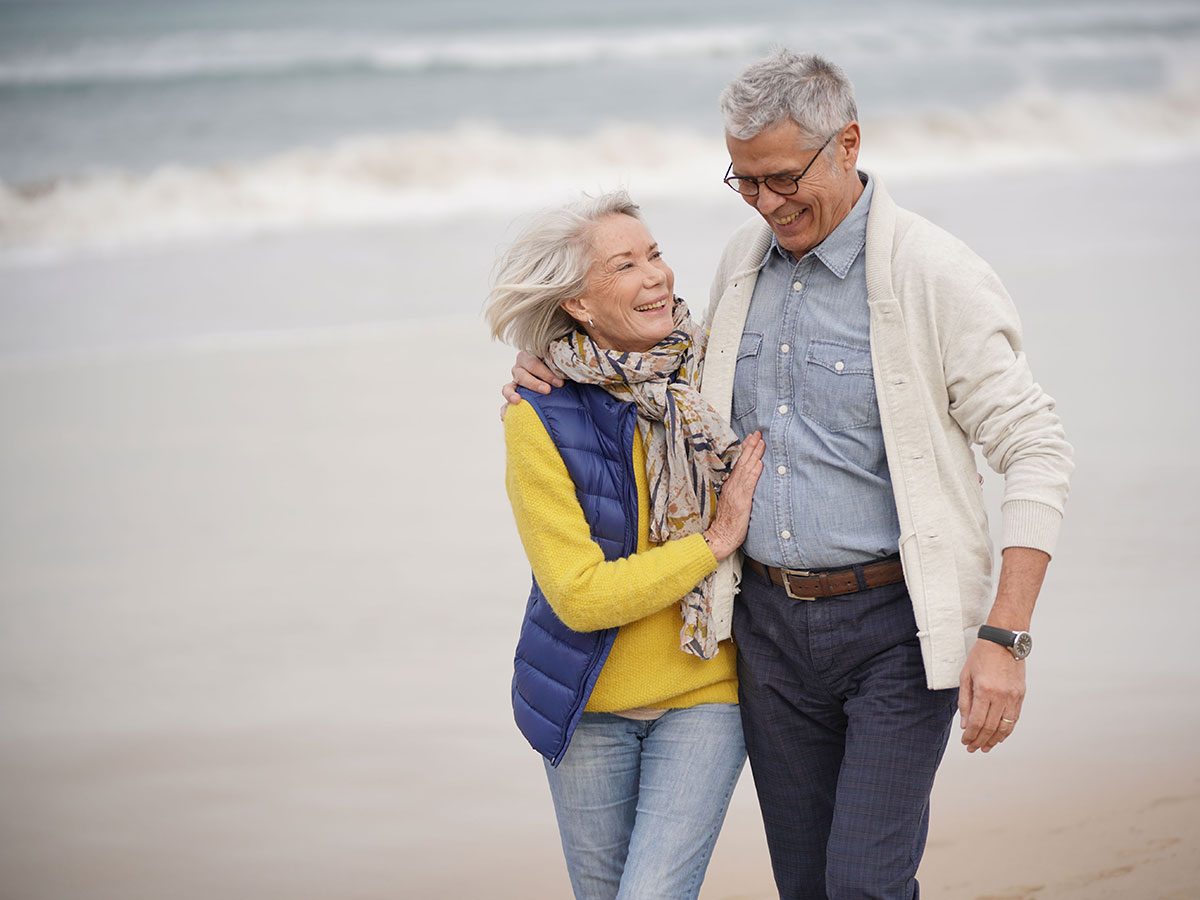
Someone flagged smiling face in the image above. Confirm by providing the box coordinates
[726,119,862,257]
[563,214,676,353]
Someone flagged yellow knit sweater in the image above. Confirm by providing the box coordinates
[504,400,738,712]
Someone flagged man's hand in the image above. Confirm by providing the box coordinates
[501,351,562,406]
[958,640,1024,752]
[960,549,1046,753]
[958,546,1048,753]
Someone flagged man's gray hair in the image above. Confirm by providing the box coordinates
[720,49,858,142]
[486,190,641,356]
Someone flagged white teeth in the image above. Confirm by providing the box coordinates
[635,299,666,312]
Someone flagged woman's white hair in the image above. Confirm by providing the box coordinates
[720,49,858,143]
[486,190,641,356]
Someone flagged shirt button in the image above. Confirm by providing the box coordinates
[777,465,787,475]
[792,281,803,291]
[781,530,792,540]
[780,343,790,353]
[778,404,789,414]
[834,360,845,372]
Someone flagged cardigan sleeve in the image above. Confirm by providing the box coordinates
[503,400,718,632]
[941,267,1075,555]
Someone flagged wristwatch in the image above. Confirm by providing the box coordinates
[977,625,1033,660]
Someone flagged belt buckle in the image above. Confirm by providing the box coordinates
[781,567,817,601]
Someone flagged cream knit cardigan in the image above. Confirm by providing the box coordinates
[700,174,1074,689]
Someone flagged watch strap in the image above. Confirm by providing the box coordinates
[977,624,1016,648]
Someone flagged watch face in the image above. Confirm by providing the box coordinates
[1013,632,1033,660]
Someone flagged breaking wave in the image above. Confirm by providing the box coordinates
[3,2,1198,87]
[0,25,767,86]
[3,82,1199,261]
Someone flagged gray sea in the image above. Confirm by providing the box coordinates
[1,0,1198,258]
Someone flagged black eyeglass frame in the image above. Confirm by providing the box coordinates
[723,133,836,197]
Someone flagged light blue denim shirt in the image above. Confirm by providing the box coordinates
[732,174,901,569]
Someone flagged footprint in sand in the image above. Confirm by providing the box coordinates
[1117,835,1181,857]
[1079,864,1136,885]
[973,886,1044,900]
[1140,793,1197,811]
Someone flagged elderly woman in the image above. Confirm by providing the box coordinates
[486,190,764,900]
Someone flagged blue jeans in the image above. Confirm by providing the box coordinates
[544,703,746,900]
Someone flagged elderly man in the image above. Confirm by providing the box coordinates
[505,50,1072,899]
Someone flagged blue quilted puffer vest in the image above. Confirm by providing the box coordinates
[511,382,640,767]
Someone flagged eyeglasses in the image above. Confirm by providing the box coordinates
[723,134,835,197]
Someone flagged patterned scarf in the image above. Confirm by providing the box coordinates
[546,298,741,660]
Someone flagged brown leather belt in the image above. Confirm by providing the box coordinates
[744,556,906,601]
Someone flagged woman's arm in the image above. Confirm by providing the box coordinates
[504,401,717,633]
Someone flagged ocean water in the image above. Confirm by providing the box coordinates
[0,0,1198,257]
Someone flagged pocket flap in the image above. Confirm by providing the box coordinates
[737,331,763,361]
[805,339,872,376]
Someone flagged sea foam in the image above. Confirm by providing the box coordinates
[0,25,767,86]
[2,3,1196,87]
[2,81,1198,262]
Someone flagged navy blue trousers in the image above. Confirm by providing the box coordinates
[734,564,959,900]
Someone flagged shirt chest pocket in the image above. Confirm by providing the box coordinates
[800,339,879,432]
[731,332,763,425]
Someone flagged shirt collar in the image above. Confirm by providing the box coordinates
[761,172,872,279]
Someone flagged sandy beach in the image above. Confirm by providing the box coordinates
[1,160,1199,899]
